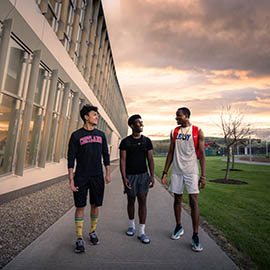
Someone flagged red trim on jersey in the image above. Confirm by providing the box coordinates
[173,125,200,159]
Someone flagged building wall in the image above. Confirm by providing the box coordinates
[0,0,128,190]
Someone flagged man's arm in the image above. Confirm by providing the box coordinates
[68,168,78,192]
[102,135,111,184]
[120,150,131,189]
[104,165,111,184]
[147,149,155,188]
[198,129,206,189]
[161,134,175,185]
[67,134,78,192]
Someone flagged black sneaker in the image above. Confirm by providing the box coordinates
[89,231,100,245]
[75,239,85,253]
[192,234,203,252]
[171,224,184,240]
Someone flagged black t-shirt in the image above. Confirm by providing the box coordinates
[119,135,153,175]
[68,128,110,177]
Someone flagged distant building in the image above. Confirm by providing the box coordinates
[0,0,128,195]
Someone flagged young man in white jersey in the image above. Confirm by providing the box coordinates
[161,107,206,252]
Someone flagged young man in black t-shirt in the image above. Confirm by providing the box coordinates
[119,114,155,244]
[68,105,110,253]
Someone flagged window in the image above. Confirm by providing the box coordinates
[0,93,21,175]
[3,39,30,96]
[25,106,44,167]
[47,112,58,161]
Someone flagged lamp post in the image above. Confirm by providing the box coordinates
[249,136,252,161]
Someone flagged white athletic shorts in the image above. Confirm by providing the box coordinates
[168,173,200,194]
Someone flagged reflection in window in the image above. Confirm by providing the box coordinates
[47,113,59,161]
[0,93,21,175]
[25,106,44,167]
[4,39,30,96]
[34,67,47,105]
[54,83,63,113]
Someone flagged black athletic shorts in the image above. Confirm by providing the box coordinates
[73,175,104,208]
[124,172,150,197]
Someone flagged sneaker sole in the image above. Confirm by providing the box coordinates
[90,241,100,246]
[192,246,203,252]
[74,248,85,253]
[137,236,151,244]
[126,230,135,236]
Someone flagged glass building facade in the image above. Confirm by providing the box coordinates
[0,0,128,178]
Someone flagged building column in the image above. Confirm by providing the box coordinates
[97,38,108,101]
[69,0,82,59]
[54,82,70,162]
[78,0,93,73]
[77,98,85,129]
[56,0,69,40]
[94,30,106,98]
[65,91,80,153]
[84,0,100,82]
[100,52,111,106]
[38,69,59,168]
[39,0,49,14]
[15,50,41,176]
[0,19,13,90]
[89,15,103,90]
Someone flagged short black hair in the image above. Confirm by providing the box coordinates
[177,107,191,118]
[128,114,141,127]
[80,104,98,123]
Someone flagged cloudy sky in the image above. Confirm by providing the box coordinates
[102,0,270,140]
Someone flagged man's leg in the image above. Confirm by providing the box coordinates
[174,193,182,225]
[89,204,100,245]
[137,192,147,225]
[90,204,99,233]
[189,194,203,251]
[74,207,85,253]
[127,195,136,220]
[171,193,184,240]
[189,194,199,233]
[137,192,150,243]
[89,176,104,245]
[75,207,85,239]
[126,195,136,235]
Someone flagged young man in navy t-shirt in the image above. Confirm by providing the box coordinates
[68,105,110,253]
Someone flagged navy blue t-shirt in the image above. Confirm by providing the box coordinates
[119,135,153,175]
[68,128,110,177]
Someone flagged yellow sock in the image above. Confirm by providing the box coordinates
[75,217,84,239]
[90,216,98,233]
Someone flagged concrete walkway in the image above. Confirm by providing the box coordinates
[4,168,238,270]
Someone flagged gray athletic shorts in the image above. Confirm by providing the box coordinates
[124,172,150,197]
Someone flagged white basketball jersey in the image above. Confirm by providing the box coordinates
[172,125,199,175]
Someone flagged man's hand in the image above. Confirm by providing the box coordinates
[69,178,79,192]
[161,174,168,185]
[122,177,131,189]
[105,175,111,184]
[199,176,206,189]
[149,176,155,188]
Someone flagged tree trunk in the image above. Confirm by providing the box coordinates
[225,147,230,181]
[231,145,235,170]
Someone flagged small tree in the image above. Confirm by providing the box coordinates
[218,106,252,180]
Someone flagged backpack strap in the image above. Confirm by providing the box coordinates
[192,125,200,159]
[173,126,181,142]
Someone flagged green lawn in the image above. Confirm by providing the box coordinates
[154,156,270,270]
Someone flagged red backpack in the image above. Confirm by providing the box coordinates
[173,125,200,159]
